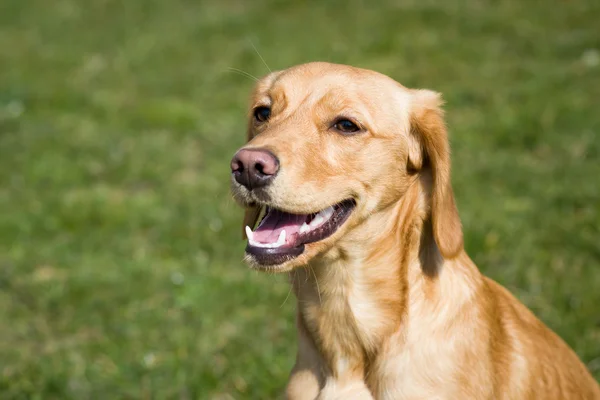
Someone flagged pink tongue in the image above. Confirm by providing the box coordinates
[253,209,307,244]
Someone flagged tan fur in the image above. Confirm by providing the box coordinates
[231,62,600,399]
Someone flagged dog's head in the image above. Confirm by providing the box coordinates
[230,62,462,272]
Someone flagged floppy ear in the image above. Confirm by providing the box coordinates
[408,90,463,259]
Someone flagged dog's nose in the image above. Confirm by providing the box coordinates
[231,148,279,190]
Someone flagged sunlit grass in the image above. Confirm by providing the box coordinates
[1,0,599,397]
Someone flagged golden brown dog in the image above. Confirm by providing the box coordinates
[230,62,600,399]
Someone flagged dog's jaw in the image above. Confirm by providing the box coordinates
[242,199,357,271]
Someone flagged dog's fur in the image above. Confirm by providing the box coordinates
[231,62,600,399]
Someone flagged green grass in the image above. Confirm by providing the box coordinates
[1,0,599,398]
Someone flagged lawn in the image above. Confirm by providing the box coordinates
[0,0,599,398]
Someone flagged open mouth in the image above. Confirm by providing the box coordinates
[245,199,356,266]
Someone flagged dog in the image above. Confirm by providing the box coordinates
[229,62,600,399]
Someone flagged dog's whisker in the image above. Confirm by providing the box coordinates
[227,67,258,82]
[309,265,322,306]
[248,39,271,73]
[280,272,295,308]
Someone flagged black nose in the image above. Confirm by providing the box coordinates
[230,148,279,190]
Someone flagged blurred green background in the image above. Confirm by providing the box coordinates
[1,0,599,398]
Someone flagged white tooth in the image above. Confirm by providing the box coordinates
[245,226,253,241]
[300,222,309,234]
[309,206,334,228]
[250,238,270,248]
[310,215,324,227]
[248,230,286,249]
[321,206,334,220]
[271,229,286,247]
[277,229,287,247]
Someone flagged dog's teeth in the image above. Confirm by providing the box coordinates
[250,239,271,248]
[276,230,286,247]
[247,229,286,249]
[300,222,309,234]
[310,206,334,228]
[310,215,324,227]
[321,206,334,220]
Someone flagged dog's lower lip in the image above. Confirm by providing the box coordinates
[245,244,305,266]
[245,199,356,267]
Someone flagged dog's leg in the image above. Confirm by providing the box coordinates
[286,313,324,400]
[286,367,321,400]
[316,379,375,400]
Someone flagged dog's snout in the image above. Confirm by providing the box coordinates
[231,148,279,190]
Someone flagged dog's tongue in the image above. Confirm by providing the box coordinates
[253,209,306,245]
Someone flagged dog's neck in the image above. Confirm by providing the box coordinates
[292,178,482,384]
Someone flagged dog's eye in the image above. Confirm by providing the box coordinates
[253,106,271,123]
[333,119,360,134]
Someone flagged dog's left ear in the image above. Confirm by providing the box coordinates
[408,89,463,259]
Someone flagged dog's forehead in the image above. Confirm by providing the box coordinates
[252,63,412,117]
[288,64,395,96]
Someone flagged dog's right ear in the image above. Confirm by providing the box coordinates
[408,90,463,259]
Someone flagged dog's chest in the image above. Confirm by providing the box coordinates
[369,338,460,399]
[300,285,486,399]
[300,281,394,377]
[302,302,469,399]
[368,315,495,400]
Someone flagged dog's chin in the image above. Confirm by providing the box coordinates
[243,199,356,272]
[244,248,308,273]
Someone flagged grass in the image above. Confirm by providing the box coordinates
[0,0,599,398]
